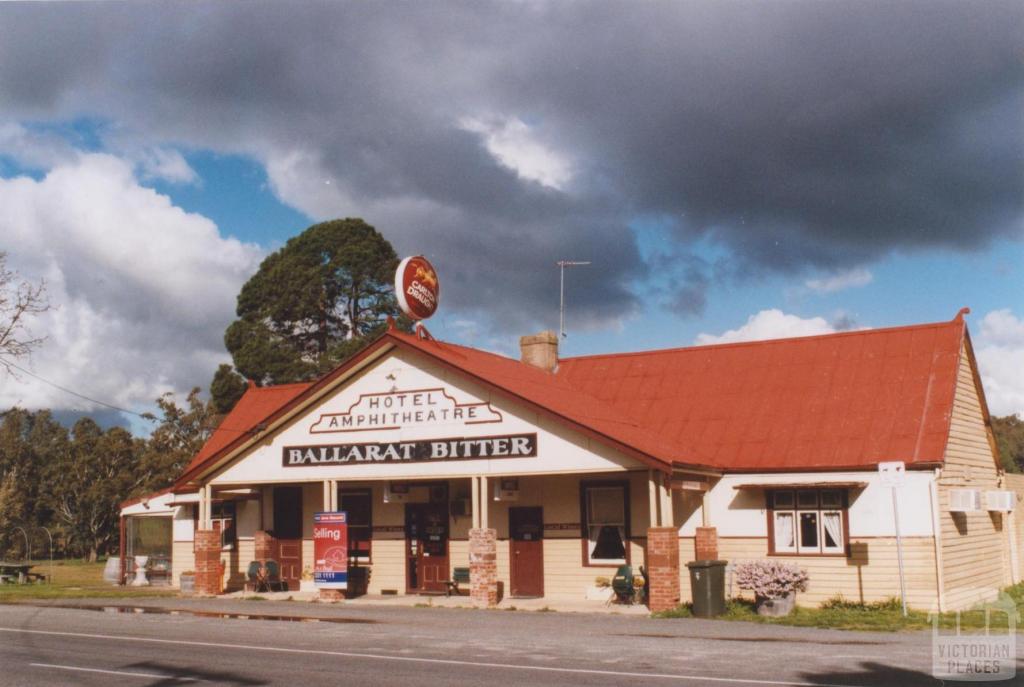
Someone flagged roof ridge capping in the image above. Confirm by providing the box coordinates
[560,312,970,362]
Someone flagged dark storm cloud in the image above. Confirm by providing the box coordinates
[0,1,1020,331]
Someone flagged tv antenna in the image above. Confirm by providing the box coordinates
[557,260,591,339]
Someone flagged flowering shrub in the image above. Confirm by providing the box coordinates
[734,560,809,598]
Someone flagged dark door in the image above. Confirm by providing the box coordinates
[405,503,449,593]
[272,486,303,591]
[510,507,544,598]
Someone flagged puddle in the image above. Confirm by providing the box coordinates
[24,603,376,624]
[618,632,885,645]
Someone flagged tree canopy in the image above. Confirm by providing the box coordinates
[224,219,403,386]
[993,414,1024,473]
[0,251,49,373]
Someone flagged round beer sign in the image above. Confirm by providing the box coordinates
[395,255,440,320]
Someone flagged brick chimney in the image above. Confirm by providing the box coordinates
[519,331,559,372]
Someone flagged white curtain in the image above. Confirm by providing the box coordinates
[774,512,794,549]
[822,512,843,550]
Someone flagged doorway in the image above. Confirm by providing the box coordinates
[272,486,303,591]
[509,506,544,598]
[405,499,450,594]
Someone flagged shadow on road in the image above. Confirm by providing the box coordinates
[125,660,267,686]
[801,661,941,686]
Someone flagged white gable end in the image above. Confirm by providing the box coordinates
[212,348,643,485]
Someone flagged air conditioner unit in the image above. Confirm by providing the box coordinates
[383,482,410,503]
[949,489,982,512]
[493,477,519,501]
[985,490,1016,513]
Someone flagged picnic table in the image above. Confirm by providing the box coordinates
[0,560,40,584]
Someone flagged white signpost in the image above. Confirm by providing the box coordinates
[879,461,908,617]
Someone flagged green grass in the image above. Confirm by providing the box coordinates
[0,559,178,603]
[651,585,1024,634]
[653,583,1024,632]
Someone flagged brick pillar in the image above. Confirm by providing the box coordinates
[645,527,680,612]
[254,530,275,561]
[194,529,222,596]
[695,526,719,561]
[469,527,499,607]
[319,589,344,602]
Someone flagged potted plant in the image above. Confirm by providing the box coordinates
[179,571,196,594]
[585,576,613,601]
[299,566,316,592]
[734,560,809,617]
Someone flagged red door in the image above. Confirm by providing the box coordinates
[405,503,449,593]
[272,486,303,591]
[510,507,544,598]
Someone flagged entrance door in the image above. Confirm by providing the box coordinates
[272,486,303,591]
[405,503,449,593]
[510,507,544,598]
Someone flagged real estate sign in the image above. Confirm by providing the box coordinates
[313,512,348,589]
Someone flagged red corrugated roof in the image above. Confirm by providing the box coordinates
[558,319,964,470]
[178,317,967,482]
[181,382,313,475]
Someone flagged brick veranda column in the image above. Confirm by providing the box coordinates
[254,530,275,562]
[645,527,680,612]
[469,527,499,607]
[695,526,719,561]
[194,529,222,596]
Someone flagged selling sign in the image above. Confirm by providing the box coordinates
[395,255,440,320]
[313,512,348,589]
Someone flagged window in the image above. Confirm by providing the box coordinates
[769,489,846,555]
[212,501,237,550]
[338,488,372,563]
[581,482,630,565]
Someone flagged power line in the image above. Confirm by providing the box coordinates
[0,356,155,421]
[0,355,268,436]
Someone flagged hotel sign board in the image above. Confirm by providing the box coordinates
[313,512,348,590]
[283,433,538,467]
[310,388,502,434]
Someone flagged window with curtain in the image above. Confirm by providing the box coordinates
[338,488,372,563]
[212,501,237,550]
[584,484,628,564]
[769,489,846,555]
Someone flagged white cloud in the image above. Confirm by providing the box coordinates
[0,153,262,413]
[459,115,573,190]
[805,267,873,294]
[0,122,79,169]
[974,309,1024,417]
[695,309,836,345]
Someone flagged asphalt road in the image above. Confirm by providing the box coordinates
[0,600,1017,686]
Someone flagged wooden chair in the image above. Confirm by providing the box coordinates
[263,560,284,592]
[444,567,471,597]
[244,561,266,592]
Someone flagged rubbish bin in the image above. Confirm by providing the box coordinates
[686,560,727,617]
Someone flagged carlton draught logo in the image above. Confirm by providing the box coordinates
[395,255,439,320]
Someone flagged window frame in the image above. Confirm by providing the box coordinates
[767,488,849,557]
[338,487,373,564]
[211,500,237,551]
[579,480,631,567]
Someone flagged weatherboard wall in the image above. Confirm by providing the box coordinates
[937,343,1011,610]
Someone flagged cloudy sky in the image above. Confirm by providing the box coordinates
[0,1,1021,428]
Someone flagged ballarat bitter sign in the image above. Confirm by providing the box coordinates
[283,433,537,467]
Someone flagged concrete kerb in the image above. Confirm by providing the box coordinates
[217,589,651,614]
